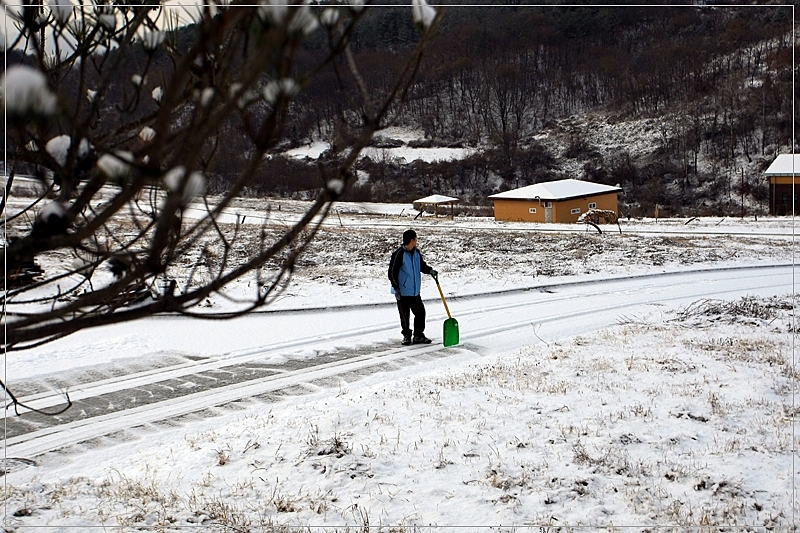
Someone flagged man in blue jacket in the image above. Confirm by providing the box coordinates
[388,229,438,345]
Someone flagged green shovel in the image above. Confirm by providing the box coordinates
[433,273,459,347]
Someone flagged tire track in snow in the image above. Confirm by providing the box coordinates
[4,342,454,459]
[12,264,770,413]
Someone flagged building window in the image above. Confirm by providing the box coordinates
[588,202,597,209]
[571,208,581,214]
[529,207,537,214]
[545,202,552,208]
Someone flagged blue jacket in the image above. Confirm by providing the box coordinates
[388,245,433,297]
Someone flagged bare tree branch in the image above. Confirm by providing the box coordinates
[1,1,442,374]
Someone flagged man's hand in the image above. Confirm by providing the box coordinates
[430,270,438,278]
[394,292,401,301]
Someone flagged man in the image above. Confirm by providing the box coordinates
[388,229,438,345]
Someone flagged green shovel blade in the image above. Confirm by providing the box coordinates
[443,317,459,347]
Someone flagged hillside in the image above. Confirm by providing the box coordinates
[2,3,794,217]
[237,3,794,218]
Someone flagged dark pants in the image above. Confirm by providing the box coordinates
[397,295,426,337]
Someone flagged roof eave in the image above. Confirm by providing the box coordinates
[490,190,621,202]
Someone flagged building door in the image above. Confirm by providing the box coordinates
[545,202,552,223]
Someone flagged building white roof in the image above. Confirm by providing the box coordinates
[413,194,459,204]
[764,154,800,176]
[489,179,622,201]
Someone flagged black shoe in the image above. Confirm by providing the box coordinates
[412,335,432,344]
[402,335,412,346]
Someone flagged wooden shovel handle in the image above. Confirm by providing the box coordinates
[436,281,452,319]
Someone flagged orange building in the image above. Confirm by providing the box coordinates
[764,154,800,216]
[489,179,622,223]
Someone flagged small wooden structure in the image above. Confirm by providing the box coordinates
[764,154,800,216]
[413,194,459,218]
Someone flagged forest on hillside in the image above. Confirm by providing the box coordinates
[5,2,797,217]
[234,3,797,216]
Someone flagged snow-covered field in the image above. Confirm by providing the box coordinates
[2,202,799,531]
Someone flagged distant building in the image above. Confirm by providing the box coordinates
[764,154,800,216]
[489,179,622,223]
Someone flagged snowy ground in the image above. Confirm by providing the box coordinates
[2,202,799,531]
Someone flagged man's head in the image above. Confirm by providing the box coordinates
[403,229,417,247]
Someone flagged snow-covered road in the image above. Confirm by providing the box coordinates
[5,263,795,460]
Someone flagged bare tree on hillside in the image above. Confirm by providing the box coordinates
[1,0,441,369]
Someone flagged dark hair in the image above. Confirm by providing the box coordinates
[402,229,417,245]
